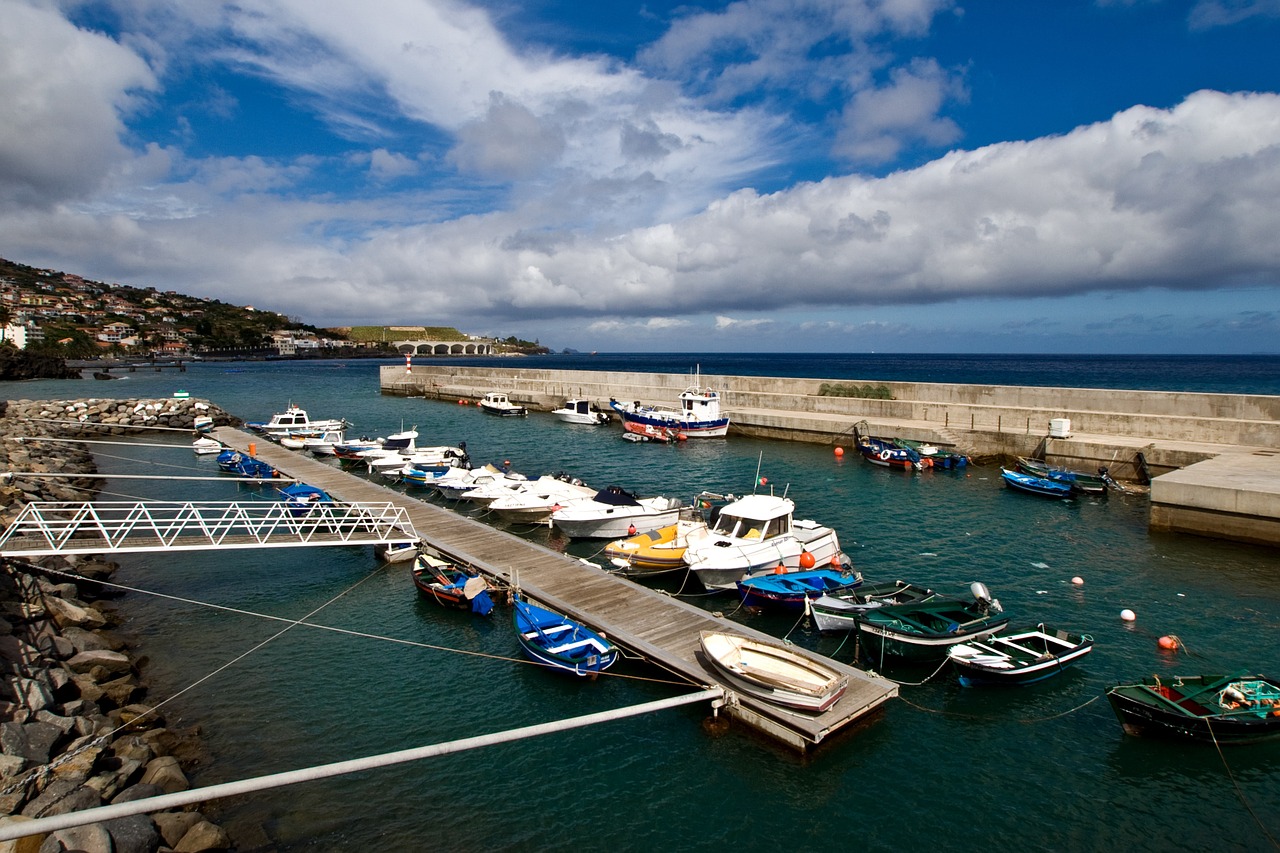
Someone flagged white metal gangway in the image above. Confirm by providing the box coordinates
[0,500,419,557]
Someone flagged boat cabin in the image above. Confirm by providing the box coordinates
[709,494,794,541]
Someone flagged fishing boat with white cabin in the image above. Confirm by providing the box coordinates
[608,370,729,438]
[246,403,347,438]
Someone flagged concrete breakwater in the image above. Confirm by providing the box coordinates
[0,399,237,851]
[383,364,1280,481]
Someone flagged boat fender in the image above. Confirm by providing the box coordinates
[878,449,891,461]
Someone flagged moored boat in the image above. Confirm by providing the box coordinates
[550,486,683,539]
[191,436,223,455]
[487,474,596,524]
[699,631,848,713]
[513,595,617,676]
[808,580,939,633]
[552,398,611,425]
[854,583,1009,663]
[276,482,333,516]
[735,567,864,611]
[947,625,1095,686]
[1015,457,1109,494]
[1001,467,1075,499]
[856,434,921,470]
[477,391,528,417]
[412,552,496,615]
[1105,672,1280,744]
[608,375,729,438]
[246,403,346,438]
[684,493,849,591]
[894,437,969,469]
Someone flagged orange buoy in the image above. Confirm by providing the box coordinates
[248,442,256,456]
[628,524,637,536]
[1158,635,1179,650]
[799,550,815,569]
[834,447,844,457]
[773,564,786,575]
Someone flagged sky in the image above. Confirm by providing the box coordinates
[3,0,1280,354]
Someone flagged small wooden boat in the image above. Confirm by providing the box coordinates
[1015,457,1108,494]
[856,435,921,470]
[513,595,617,676]
[1000,467,1074,499]
[894,437,968,469]
[854,583,1009,663]
[699,631,848,713]
[412,553,495,615]
[622,420,684,442]
[1106,673,1280,744]
[947,625,1095,686]
[216,449,277,481]
[735,567,864,611]
[808,580,939,633]
[191,436,223,455]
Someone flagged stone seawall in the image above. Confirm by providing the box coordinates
[382,364,1280,481]
[0,399,238,851]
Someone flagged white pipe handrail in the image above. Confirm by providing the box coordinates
[0,688,725,843]
[0,501,418,556]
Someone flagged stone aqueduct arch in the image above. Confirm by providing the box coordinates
[393,340,495,356]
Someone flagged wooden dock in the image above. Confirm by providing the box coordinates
[216,428,898,751]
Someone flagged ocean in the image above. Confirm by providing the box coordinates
[3,354,1279,851]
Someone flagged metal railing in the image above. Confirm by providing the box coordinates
[0,500,418,557]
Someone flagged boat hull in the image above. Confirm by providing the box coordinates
[1105,674,1280,744]
[699,631,848,713]
[809,581,939,633]
[947,627,1094,686]
[513,598,617,676]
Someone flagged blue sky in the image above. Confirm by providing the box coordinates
[3,0,1280,353]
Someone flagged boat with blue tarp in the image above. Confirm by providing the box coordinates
[736,567,864,611]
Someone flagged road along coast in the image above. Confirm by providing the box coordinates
[0,398,240,851]
[384,364,1280,547]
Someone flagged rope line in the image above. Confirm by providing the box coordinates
[1207,719,1280,849]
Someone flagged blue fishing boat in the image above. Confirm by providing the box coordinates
[608,378,729,438]
[277,482,333,516]
[1000,467,1074,499]
[735,567,864,611]
[513,595,618,676]
[856,434,920,470]
[215,449,277,481]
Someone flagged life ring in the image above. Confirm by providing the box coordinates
[878,449,891,461]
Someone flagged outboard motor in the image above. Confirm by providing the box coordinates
[971,581,1002,613]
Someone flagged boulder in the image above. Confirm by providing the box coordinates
[173,820,230,853]
[65,651,130,678]
[0,814,44,853]
[21,779,102,819]
[35,823,113,853]
[152,812,202,848]
[41,599,107,632]
[139,756,187,794]
[103,813,160,853]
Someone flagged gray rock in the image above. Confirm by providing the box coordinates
[110,783,166,805]
[65,651,130,677]
[104,813,160,853]
[173,820,230,853]
[37,823,113,853]
[22,779,102,818]
[152,811,201,848]
[59,628,112,654]
[139,756,187,794]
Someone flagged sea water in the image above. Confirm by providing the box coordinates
[4,355,1280,851]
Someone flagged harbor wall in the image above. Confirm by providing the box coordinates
[382,364,1280,480]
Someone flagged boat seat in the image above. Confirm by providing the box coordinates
[546,637,605,655]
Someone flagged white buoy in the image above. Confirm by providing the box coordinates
[1071,576,1084,586]
[1120,608,1136,622]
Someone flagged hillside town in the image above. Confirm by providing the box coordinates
[0,257,545,360]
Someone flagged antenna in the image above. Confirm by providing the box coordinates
[752,451,763,494]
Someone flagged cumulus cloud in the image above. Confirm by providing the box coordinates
[0,0,157,206]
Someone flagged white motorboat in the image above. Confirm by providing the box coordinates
[356,427,419,471]
[551,399,611,425]
[192,436,224,455]
[608,371,729,437]
[431,464,522,501]
[303,429,347,456]
[246,403,347,438]
[699,631,848,713]
[487,475,597,523]
[684,493,850,591]
[550,486,683,539]
[477,391,528,417]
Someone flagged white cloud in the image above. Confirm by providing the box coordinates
[0,0,157,205]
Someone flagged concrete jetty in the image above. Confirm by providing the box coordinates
[383,364,1280,548]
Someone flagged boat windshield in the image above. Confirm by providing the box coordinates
[711,513,788,540]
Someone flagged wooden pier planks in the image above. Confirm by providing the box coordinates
[216,428,898,750]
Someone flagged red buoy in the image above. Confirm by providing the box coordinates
[834,447,844,457]
[1158,635,1179,650]
[799,551,816,569]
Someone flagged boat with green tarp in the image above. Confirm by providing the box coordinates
[1106,672,1280,744]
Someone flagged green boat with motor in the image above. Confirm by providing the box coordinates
[1014,456,1111,494]
[853,582,1009,664]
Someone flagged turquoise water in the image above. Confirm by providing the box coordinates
[5,358,1280,851]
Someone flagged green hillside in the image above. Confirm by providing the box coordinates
[340,326,470,342]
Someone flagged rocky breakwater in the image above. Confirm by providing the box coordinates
[0,399,235,852]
